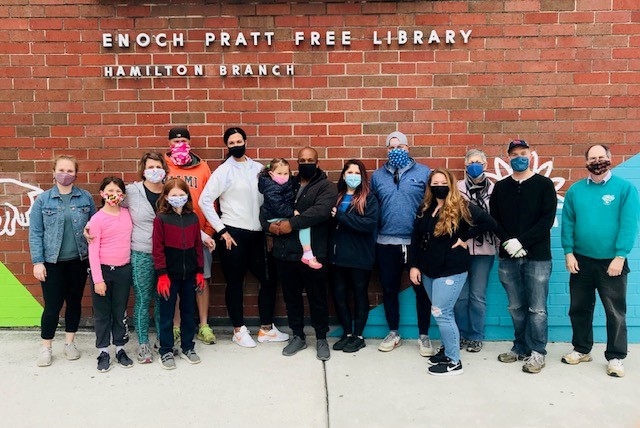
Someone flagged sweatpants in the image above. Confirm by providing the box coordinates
[218,226,276,327]
[158,277,197,356]
[91,264,132,349]
[40,258,88,340]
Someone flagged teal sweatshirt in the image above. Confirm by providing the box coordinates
[561,175,640,259]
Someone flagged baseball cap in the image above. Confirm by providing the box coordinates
[386,131,408,147]
[507,139,529,153]
[169,127,190,140]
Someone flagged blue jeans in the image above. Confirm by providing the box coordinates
[498,258,551,356]
[454,255,494,341]
[422,272,467,363]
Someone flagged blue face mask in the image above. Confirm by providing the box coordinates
[345,174,362,189]
[510,156,530,172]
[466,163,484,179]
[167,195,188,209]
[388,148,410,169]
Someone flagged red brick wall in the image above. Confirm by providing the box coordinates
[1,0,639,324]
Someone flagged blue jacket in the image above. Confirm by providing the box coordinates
[29,185,96,264]
[371,160,431,243]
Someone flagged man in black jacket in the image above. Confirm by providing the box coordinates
[261,147,338,361]
[490,139,557,374]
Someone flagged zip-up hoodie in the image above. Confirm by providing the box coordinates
[371,159,431,244]
[123,181,156,254]
[260,168,337,261]
[329,193,380,270]
[165,152,215,237]
[152,210,204,281]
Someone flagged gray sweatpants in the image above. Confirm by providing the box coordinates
[91,264,132,349]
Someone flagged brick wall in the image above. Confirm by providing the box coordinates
[1,0,639,336]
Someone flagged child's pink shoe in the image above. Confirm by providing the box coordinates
[301,256,323,270]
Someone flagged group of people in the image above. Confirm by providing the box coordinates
[28,128,638,377]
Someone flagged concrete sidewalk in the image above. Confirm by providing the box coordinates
[1,329,638,428]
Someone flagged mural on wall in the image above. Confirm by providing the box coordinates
[0,179,43,237]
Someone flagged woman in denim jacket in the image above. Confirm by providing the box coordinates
[29,155,96,367]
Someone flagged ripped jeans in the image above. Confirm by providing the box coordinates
[498,258,551,356]
[422,272,467,363]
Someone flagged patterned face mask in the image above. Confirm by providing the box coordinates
[586,159,611,176]
[388,148,410,169]
[144,168,166,184]
[167,195,188,208]
[101,192,125,207]
[170,142,192,166]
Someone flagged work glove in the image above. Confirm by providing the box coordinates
[502,239,524,257]
[196,273,205,293]
[157,274,171,300]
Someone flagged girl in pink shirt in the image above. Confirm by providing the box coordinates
[87,177,134,373]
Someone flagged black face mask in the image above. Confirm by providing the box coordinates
[228,144,246,159]
[298,163,317,180]
[430,185,450,200]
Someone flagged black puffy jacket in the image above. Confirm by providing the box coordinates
[260,168,337,262]
[258,175,295,220]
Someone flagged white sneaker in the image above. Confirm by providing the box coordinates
[232,326,257,348]
[378,331,401,352]
[258,324,289,343]
[607,358,625,377]
[418,334,435,357]
[561,350,592,365]
[37,347,52,367]
[64,343,80,360]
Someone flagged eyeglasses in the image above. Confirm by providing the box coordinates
[587,156,608,162]
[393,169,399,184]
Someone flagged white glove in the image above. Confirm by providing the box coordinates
[513,248,528,258]
[503,239,524,257]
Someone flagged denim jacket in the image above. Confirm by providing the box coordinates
[29,185,96,264]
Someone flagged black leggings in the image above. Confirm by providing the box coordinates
[218,226,276,327]
[331,265,371,337]
[40,258,88,340]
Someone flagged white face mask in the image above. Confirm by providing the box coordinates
[144,168,166,184]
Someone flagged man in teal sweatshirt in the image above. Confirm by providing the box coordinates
[561,144,640,377]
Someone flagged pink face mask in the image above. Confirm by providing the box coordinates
[170,142,192,166]
[271,174,289,185]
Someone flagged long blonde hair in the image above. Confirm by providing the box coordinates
[418,168,473,237]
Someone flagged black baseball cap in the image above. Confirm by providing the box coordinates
[169,127,190,140]
[508,139,529,153]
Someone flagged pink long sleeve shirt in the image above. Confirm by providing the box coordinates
[87,208,133,283]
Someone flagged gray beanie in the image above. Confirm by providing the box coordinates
[385,131,408,147]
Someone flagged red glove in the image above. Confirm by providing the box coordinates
[196,273,205,292]
[157,274,171,299]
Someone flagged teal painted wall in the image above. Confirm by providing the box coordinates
[343,154,640,342]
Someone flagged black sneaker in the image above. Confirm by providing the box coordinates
[343,336,366,353]
[97,351,111,373]
[282,335,307,356]
[332,334,353,351]
[427,346,446,366]
[116,349,133,368]
[428,358,464,376]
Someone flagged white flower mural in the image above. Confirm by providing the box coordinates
[0,179,44,236]
[485,151,565,227]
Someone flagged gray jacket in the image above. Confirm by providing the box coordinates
[123,181,157,253]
